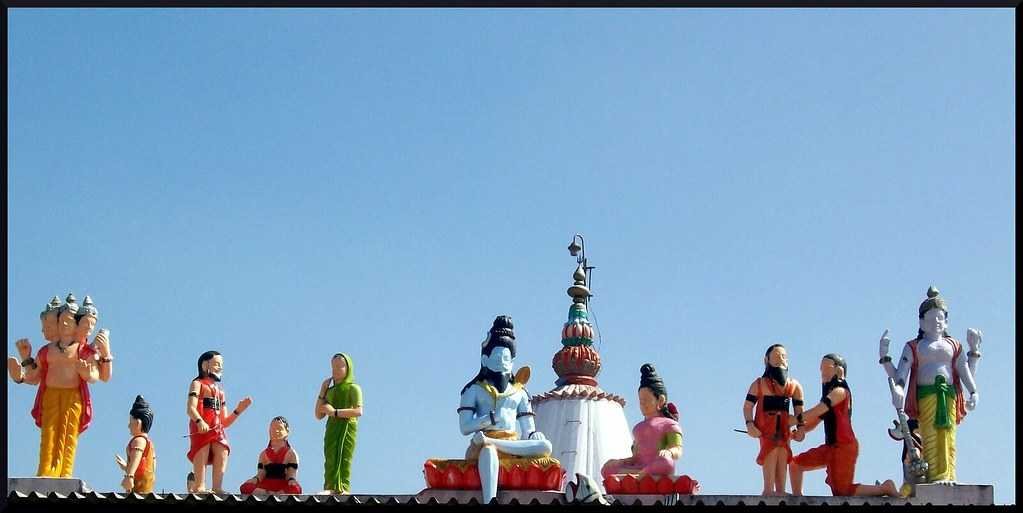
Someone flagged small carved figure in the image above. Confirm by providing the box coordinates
[240,417,302,495]
[116,395,157,493]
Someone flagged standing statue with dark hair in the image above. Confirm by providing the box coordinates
[458,316,553,504]
[601,364,683,479]
[878,287,980,485]
[742,344,805,496]
[185,351,252,493]
[790,354,898,497]
[315,353,362,494]
[116,395,157,493]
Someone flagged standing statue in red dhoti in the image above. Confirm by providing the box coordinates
[185,350,252,494]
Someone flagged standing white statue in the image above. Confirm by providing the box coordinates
[878,286,981,486]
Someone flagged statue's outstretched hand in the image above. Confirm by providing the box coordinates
[879,329,891,361]
[236,397,253,414]
[967,329,982,352]
[966,392,979,411]
[888,378,906,410]
[528,431,547,441]
[15,338,32,361]
[115,454,128,471]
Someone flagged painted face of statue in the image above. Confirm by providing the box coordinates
[919,308,947,339]
[128,415,142,435]
[481,346,513,374]
[74,315,97,342]
[765,346,788,369]
[41,310,61,343]
[762,345,789,386]
[331,355,348,380]
[269,418,289,441]
[205,355,224,381]
[57,310,78,341]
[819,358,840,383]
[638,387,667,419]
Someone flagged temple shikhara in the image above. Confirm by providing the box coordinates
[530,248,632,494]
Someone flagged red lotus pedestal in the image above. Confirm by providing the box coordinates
[423,459,565,491]
[603,474,700,495]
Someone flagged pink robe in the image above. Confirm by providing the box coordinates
[602,416,682,478]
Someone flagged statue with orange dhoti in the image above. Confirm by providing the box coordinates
[7,293,113,477]
[742,344,805,496]
[116,395,157,493]
[186,351,252,493]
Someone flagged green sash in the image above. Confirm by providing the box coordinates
[917,375,955,428]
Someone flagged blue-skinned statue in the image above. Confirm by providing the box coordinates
[457,316,555,504]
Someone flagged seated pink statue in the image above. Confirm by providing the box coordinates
[602,364,683,479]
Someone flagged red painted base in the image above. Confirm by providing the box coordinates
[423,460,565,491]
[603,474,700,495]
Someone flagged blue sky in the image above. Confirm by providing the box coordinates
[6,9,1015,504]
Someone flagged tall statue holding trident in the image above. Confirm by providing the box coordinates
[458,316,555,504]
[878,286,981,487]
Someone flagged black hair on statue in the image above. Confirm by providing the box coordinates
[129,395,154,433]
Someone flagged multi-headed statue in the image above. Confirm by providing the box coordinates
[7,293,113,477]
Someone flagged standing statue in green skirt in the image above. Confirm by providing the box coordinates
[314,353,362,494]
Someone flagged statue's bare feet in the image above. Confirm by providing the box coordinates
[881,480,898,496]
[934,480,955,487]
